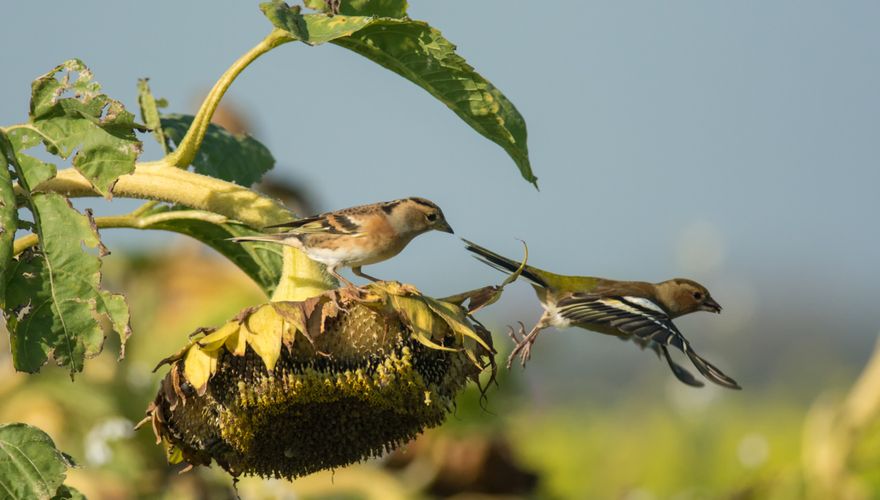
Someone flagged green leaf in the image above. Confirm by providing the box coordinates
[137,78,168,154]
[304,0,407,18]
[260,6,535,186]
[162,114,274,186]
[0,132,19,309]
[28,59,142,197]
[4,194,130,374]
[0,423,77,500]
[138,205,282,295]
[261,3,374,45]
[334,20,535,186]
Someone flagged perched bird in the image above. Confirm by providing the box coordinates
[232,198,453,287]
[463,239,740,389]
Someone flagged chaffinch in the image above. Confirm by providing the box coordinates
[233,197,453,286]
[463,239,740,389]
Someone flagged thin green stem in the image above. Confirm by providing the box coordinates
[128,200,159,218]
[165,29,294,169]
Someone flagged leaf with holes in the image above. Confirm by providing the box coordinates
[28,59,142,197]
[3,193,130,374]
[303,0,407,18]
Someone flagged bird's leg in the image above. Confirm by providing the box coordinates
[328,265,358,290]
[351,266,381,282]
[506,313,552,369]
[353,266,420,295]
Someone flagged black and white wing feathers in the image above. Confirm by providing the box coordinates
[555,295,740,389]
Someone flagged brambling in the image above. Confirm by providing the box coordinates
[232,197,453,287]
[463,239,740,389]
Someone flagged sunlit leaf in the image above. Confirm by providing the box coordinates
[0,132,19,308]
[162,114,274,186]
[137,78,168,153]
[0,423,76,500]
[261,2,373,45]
[261,4,535,186]
[184,346,219,394]
[197,321,241,352]
[391,294,456,351]
[244,305,283,371]
[3,194,130,374]
[424,297,491,352]
[303,0,407,18]
[29,59,142,197]
[335,19,535,186]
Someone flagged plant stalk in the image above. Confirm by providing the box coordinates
[165,28,294,169]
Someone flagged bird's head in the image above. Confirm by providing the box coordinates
[656,278,722,317]
[389,197,454,236]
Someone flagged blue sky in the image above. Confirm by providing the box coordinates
[2,1,878,390]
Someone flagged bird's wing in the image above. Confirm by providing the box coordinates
[555,294,741,389]
[264,213,365,236]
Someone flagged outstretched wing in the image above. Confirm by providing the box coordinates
[555,294,740,389]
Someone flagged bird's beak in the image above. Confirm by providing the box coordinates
[701,297,722,313]
[435,220,454,234]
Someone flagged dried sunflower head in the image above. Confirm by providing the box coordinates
[139,283,496,480]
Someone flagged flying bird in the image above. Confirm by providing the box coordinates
[463,239,739,389]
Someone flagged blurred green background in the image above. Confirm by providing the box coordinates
[2,1,879,499]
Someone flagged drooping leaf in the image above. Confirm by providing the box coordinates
[303,0,407,18]
[183,346,219,395]
[137,78,169,153]
[0,423,77,500]
[136,204,283,296]
[335,20,535,186]
[28,59,142,197]
[0,132,19,308]
[162,114,274,186]
[3,194,130,374]
[260,4,535,186]
[244,305,284,371]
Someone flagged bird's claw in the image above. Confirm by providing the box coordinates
[506,321,535,369]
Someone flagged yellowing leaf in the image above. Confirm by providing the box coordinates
[424,297,491,352]
[244,306,283,372]
[197,321,240,352]
[391,295,434,338]
[184,347,219,394]
[225,327,248,357]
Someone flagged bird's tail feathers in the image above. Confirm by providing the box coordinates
[462,239,547,288]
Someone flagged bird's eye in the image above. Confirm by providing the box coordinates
[426,213,438,222]
[693,291,703,300]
